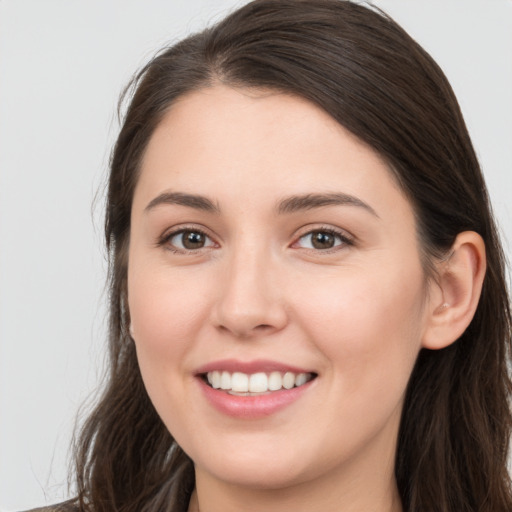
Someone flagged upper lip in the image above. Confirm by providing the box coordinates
[195,359,315,375]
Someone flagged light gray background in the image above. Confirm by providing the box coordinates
[1,1,511,510]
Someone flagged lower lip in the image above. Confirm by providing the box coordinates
[197,377,315,419]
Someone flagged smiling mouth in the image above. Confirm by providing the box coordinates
[201,370,317,396]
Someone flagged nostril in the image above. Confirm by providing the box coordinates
[254,324,274,331]
[215,321,280,339]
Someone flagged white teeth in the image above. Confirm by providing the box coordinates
[211,370,221,389]
[231,372,249,392]
[295,373,308,387]
[249,372,268,392]
[206,370,221,388]
[205,370,314,393]
[268,371,282,391]
[282,371,295,389]
[220,371,231,390]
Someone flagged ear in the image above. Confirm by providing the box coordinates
[422,231,486,350]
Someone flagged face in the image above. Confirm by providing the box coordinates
[128,86,431,492]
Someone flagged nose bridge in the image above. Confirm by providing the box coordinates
[213,236,287,337]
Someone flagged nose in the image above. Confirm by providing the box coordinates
[211,245,288,339]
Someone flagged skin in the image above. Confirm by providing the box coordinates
[127,85,462,512]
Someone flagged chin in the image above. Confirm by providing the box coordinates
[192,445,312,490]
[206,462,306,490]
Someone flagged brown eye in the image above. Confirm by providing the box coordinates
[182,231,206,249]
[311,231,335,249]
[296,229,348,250]
[168,230,214,251]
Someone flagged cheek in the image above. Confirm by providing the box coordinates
[295,262,426,397]
[127,262,216,411]
[127,262,218,438]
[129,263,211,349]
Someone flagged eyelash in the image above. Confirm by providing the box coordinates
[158,225,354,254]
[293,226,354,253]
[158,226,216,254]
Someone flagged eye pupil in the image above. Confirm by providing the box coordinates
[311,231,335,249]
[182,231,205,249]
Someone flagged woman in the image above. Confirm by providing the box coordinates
[27,0,511,511]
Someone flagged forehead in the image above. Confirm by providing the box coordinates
[134,85,413,224]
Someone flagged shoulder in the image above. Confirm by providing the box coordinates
[21,501,79,512]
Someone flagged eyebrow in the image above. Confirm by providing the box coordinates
[277,193,379,217]
[144,190,378,218]
[144,191,220,214]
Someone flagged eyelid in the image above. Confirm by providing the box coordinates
[157,224,219,253]
[291,225,355,251]
[157,223,354,254]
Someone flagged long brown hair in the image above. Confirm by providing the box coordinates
[73,1,512,510]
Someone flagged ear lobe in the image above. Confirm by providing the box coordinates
[422,231,486,350]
